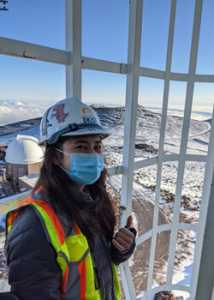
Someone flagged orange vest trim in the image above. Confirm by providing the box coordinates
[73,221,81,235]
[61,265,69,294]
[7,210,19,228]
[18,197,65,245]
[78,258,87,299]
[7,187,121,299]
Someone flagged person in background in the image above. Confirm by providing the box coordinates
[4,97,136,300]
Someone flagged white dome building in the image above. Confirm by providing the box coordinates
[5,135,44,182]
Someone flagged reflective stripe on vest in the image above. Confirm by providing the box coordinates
[6,188,121,300]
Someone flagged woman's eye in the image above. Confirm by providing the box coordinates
[76,146,85,149]
[95,146,102,151]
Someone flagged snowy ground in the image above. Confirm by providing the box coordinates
[99,106,210,299]
[0,104,212,299]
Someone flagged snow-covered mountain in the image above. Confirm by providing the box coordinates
[0,105,211,299]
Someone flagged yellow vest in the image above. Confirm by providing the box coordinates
[6,187,121,300]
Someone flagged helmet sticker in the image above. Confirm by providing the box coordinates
[53,104,68,123]
[41,107,52,135]
[83,117,97,124]
[82,107,93,115]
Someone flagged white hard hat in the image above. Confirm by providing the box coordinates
[39,98,110,145]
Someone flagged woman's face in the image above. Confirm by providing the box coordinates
[59,134,102,172]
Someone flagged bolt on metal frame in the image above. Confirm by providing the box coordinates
[0,0,214,299]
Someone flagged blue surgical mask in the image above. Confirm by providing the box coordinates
[55,149,104,185]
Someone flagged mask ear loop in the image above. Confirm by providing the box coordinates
[54,148,72,156]
[54,148,72,171]
[59,165,67,172]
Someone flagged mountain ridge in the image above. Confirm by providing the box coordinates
[0,105,150,137]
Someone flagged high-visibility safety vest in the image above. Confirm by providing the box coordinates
[6,187,121,300]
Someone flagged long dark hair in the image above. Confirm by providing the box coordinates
[34,137,116,250]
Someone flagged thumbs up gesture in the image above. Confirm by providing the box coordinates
[112,216,135,252]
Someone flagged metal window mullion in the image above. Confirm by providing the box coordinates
[119,262,136,300]
[132,154,206,171]
[194,119,214,299]
[65,0,82,98]
[136,222,198,248]
[166,0,203,284]
[212,285,214,300]
[194,74,214,82]
[146,0,177,294]
[82,56,127,74]
[120,0,143,299]
[139,66,165,80]
[190,108,214,293]
[82,57,214,83]
[120,0,143,226]
[194,169,214,300]
[0,37,70,65]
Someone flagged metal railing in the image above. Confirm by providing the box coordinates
[0,0,214,299]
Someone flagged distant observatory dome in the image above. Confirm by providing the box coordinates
[5,135,44,164]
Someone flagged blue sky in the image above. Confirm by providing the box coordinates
[0,0,213,111]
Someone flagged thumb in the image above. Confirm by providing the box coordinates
[125,215,132,228]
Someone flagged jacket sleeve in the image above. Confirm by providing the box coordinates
[4,207,62,300]
[111,227,137,266]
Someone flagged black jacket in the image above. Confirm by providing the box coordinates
[5,187,136,300]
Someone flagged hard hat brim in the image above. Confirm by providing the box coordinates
[61,128,110,140]
[39,125,110,145]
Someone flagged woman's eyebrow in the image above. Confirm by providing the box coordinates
[74,140,102,144]
[74,141,88,144]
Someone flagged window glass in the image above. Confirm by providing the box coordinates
[140,0,171,70]
[196,0,214,74]
[82,0,129,63]
[0,0,65,49]
[171,0,195,73]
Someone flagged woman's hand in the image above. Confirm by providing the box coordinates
[112,216,135,252]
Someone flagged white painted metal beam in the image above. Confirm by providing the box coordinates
[82,57,127,74]
[170,72,188,81]
[120,0,143,298]
[166,0,204,287]
[195,169,214,300]
[107,165,123,176]
[139,67,214,83]
[107,154,206,177]
[139,67,165,80]
[190,108,214,294]
[194,74,214,82]
[83,59,214,82]
[0,37,70,65]
[136,223,198,247]
[147,0,177,293]
[0,191,31,215]
[1,37,213,85]
[120,0,143,226]
[65,0,82,98]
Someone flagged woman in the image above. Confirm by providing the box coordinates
[5,98,136,300]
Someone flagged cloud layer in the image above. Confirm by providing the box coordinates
[0,100,212,127]
[0,100,55,126]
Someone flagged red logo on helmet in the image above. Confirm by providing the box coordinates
[53,104,68,123]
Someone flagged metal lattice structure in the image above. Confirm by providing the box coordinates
[0,0,214,299]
